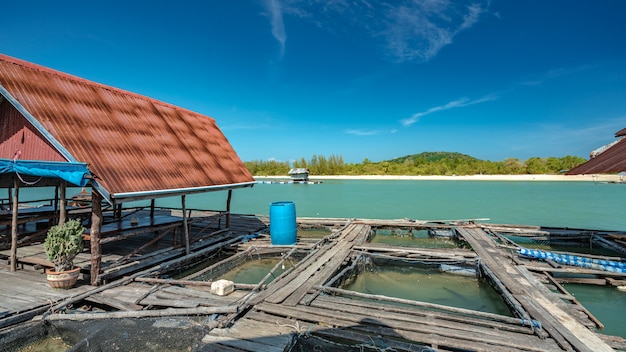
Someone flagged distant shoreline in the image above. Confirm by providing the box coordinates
[255,174,622,182]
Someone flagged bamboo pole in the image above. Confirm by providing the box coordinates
[90,191,103,285]
[543,272,604,329]
[41,306,238,321]
[312,285,535,327]
[134,277,261,290]
[10,177,19,272]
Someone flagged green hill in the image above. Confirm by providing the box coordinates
[386,151,479,164]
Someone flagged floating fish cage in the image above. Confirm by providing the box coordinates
[185,247,306,285]
[0,317,209,352]
[367,227,460,249]
[330,255,511,316]
[495,228,626,257]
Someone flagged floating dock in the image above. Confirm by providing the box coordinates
[1,214,626,351]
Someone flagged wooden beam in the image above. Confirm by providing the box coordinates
[10,177,19,271]
[90,190,103,285]
[226,189,232,228]
[58,181,67,225]
[182,195,189,255]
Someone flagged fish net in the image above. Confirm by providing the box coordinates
[287,332,437,352]
[1,317,209,352]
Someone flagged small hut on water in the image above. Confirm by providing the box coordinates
[0,54,256,285]
[288,168,310,181]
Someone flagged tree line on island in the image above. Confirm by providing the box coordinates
[244,152,587,176]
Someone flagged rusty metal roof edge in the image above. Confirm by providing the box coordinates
[0,83,76,162]
[1,54,215,120]
[109,181,257,204]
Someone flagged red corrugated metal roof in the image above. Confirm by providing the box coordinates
[615,128,626,137]
[0,54,254,201]
[567,129,626,174]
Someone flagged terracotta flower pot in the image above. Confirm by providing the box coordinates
[46,267,81,289]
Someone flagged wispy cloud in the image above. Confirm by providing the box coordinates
[382,1,488,62]
[345,128,397,136]
[518,64,598,86]
[277,0,490,63]
[401,94,498,127]
[263,0,287,56]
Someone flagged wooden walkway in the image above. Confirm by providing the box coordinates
[455,226,615,352]
[1,217,625,351]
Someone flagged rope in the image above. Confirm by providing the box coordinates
[521,318,543,332]
[16,170,43,186]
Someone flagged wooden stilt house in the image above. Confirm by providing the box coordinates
[0,54,255,285]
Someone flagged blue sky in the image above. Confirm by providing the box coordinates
[2,1,626,164]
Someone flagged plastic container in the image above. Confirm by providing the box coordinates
[269,201,297,245]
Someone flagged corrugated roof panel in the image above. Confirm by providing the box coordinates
[0,100,65,161]
[0,54,254,198]
[567,132,626,174]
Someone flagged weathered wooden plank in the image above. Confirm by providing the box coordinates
[245,309,437,352]
[355,243,477,258]
[41,306,238,321]
[265,224,369,305]
[313,294,533,335]
[250,305,556,352]
[456,226,614,352]
[85,292,143,311]
[250,239,341,304]
[255,302,559,352]
[309,297,534,342]
[201,334,286,352]
[212,318,295,339]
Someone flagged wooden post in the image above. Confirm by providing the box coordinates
[90,191,103,286]
[182,195,189,255]
[53,185,59,225]
[58,181,67,225]
[10,177,19,272]
[226,189,232,228]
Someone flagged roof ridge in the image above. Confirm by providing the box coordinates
[0,53,210,119]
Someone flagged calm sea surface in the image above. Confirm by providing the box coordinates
[168,179,626,231]
[22,180,626,338]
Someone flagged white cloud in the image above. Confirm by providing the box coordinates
[345,129,382,136]
[345,128,396,136]
[401,94,498,127]
[275,0,490,63]
[263,0,287,56]
[375,1,490,62]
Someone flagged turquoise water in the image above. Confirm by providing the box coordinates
[344,265,512,316]
[152,179,626,231]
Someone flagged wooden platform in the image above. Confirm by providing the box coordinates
[1,216,626,351]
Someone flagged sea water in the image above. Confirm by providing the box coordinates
[152,179,626,231]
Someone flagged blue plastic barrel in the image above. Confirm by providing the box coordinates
[269,201,297,245]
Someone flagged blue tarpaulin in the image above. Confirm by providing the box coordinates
[0,158,90,186]
[518,247,626,273]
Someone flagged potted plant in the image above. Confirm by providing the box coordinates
[44,219,85,289]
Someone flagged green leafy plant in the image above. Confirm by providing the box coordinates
[44,219,85,272]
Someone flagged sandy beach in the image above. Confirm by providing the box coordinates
[256,174,623,182]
